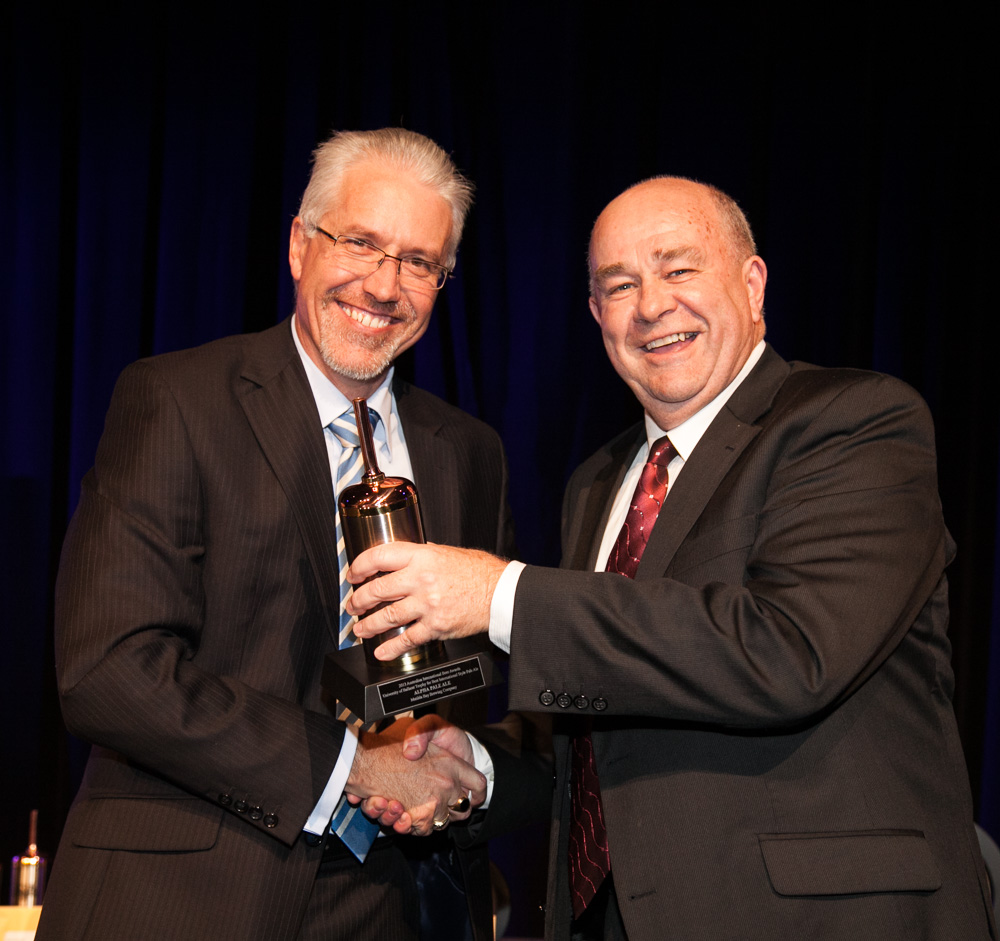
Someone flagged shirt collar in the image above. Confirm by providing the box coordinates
[644,340,766,460]
[290,316,397,459]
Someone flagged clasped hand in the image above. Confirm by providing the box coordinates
[345,716,485,835]
[346,542,506,660]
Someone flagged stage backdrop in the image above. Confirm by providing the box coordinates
[2,6,996,935]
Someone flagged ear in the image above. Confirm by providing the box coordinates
[589,294,602,326]
[743,256,767,322]
[289,217,308,282]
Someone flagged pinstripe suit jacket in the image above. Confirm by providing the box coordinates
[38,320,513,940]
[506,346,995,940]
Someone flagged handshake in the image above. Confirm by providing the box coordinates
[342,542,508,835]
[345,714,487,836]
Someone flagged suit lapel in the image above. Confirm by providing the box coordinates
[564,427,644,572]
[394,380,462,546]
[635,346,791,579]
[236,321,341,642]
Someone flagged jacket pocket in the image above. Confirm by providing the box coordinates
[758,830,941,896]
[70,796,223,853]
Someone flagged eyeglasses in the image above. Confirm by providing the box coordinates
[311,226,452,291]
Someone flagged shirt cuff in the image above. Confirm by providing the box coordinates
[466,733,495,809]
[488,560,525,654]
[303,725,359,835]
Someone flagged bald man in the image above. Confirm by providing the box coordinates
[348,177,996,941]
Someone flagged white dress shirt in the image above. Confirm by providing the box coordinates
[488,341,766,653]
[290,319,415,834]
[291,319,495,832]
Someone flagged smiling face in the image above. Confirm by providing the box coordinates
[588,178,767,430]
[289,160,453,399]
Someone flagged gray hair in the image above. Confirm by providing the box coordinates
[297,128,474,269]
[700,180,757,260]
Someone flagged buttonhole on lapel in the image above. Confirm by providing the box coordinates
[629,889,657,901]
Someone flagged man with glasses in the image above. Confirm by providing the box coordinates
[38,128,531,941]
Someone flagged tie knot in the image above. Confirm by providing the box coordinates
[647,435,675,468]
[328,407,382,450]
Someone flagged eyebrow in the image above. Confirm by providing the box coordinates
[343,227,442,262]
[650,246,708,268]
[592,261,631,287]
[592,245,708,289]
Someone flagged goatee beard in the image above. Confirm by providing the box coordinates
[317,290,413,383]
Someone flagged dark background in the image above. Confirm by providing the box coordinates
[2,4,996,934]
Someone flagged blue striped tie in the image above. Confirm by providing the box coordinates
[326,406,383,861]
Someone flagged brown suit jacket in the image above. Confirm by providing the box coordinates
[506,346,996,940]
[39,320,513,940]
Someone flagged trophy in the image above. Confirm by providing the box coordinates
[9,810,45,906]
[322,398,501,722]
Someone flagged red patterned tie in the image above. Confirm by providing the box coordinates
[569,435,676,918]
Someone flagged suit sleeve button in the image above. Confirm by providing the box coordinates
[234,800,248,813]
[574,695,590,709]
[264,814,279,829]
[249,806,263,821]
[539,690,556,706]
[592,697,608,711]
[219,794,232,806]
[556,692,572,708]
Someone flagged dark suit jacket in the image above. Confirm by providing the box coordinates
[39,320,513,941]
[506,346,996,940]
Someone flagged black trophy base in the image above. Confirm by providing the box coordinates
[323,637,503,723]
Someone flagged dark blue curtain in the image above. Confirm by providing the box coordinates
[3,6,996,933]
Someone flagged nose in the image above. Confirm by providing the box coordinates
[361,256,402,302]
[636,280,676,322]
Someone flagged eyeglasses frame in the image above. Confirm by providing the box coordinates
[310,225,452,291]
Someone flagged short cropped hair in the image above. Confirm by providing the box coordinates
[699,179,757,260]
[297,128,474,269]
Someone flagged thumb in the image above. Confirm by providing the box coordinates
[402,714,447,760]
